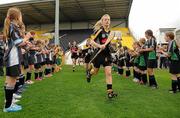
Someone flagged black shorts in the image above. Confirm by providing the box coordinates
[147,59,157,68]
[169,60,180,74]
[118,60,124,67]
[6,65,21,77]
[85,55,91,63]
[28,55,35,65]
[49,61,53,65]
[46,58,51,65]
[138,66,147,71]
[34,63,41,69]
[93,54,112,68]
[71,53,78,59]
[53,57,56,64]
[22,54,29,69]
[41,62,46,66]
[23,60,29,69]
[125,60,131,67]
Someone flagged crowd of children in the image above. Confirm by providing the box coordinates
[110,30,180,93]
[2,7,63,112]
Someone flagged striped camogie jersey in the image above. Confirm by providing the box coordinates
[94,27,111,55]
[6,23,23,67]
[145,38,157,60]
[44,45,50,59]
[34,51,42,64]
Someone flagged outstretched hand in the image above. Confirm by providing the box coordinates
[99,44,106,50]
[24,32,32,41]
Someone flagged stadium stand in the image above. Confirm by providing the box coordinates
[59,29,93,51]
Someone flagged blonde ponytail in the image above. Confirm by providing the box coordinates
[93,20,102,32]
[3,17,11,40]
[3,7,25,40]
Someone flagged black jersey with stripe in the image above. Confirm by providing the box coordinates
[145,38,157,60]
[94,28,111,55]
[6,23,23,67]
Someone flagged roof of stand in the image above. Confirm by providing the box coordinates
[0,0,133,26]
[59,0,133,22]
[0,0,55,26]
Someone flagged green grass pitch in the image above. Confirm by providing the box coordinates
[0,65,180,118]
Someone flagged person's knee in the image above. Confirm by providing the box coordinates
[93,69,98,75]
[92,68,99,75]
[105,70,112,77]
[6,77,17,86]
[171,74,177,80]
[147,68,153,75]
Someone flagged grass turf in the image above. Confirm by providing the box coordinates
[0,65,180,118]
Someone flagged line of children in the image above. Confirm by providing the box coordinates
[107,30,158,88]
[2,7,64,112]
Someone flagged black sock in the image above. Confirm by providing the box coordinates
[52,67,55,73]
[44,69,48,75]
[13,80,20,93]
[39,72,43,78]
[142,74,147,84]
[133,70,136,78]
[129,70,131,76]
[126,70,131,77]
[177,77,180,90]
[137,73,141,81]
[19,74,25,85]
[34,72,38,79]
[107,84,112,90]
[4,86,14,108]
[139,73,143,82]
[149,75,153,86]
[46,68,51,75]
[26,72,31,81]
[133,70,138,79]
[49,68,52,74]
[151,75,157,86]
[172,80,178,92]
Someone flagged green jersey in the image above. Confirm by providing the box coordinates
[168,40,179,61]
[139,53,146,67]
